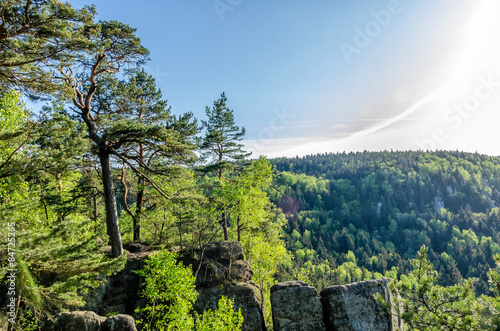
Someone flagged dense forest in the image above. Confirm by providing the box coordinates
[2,1,500,330]
[270,151,500,294]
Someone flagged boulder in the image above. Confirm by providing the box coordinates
[102,314,137,331]
[43,311,137,331]
[195,241,251,287]
[203,241,245,263]
[47,311,106,331]
[320,278,403,331]
[270,281,325,331]
[123,242,151,253]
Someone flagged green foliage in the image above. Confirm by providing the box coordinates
[244,234,291,326]
[0,90,29,178]
[194,297,243,331]
[383,246,483,331]
[108,68,199,242]
[0,166,126,330]
[0,0,96,96]
[201,92,250,173]
[272,151,500,294]
[136,250,243,331]
[136,250,197,330]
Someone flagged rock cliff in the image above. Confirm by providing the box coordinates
[192,241,266,331]
[270,278,403,331]
[41,242,402,331]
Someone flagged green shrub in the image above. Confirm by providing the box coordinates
[136,250,243,331]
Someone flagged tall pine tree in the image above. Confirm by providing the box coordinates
[201,92,250,240]
[109,69,199,242]
[60,21,149,257]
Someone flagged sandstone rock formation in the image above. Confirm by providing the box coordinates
[195,281,266,331]
[40,241,402,331]
[45,311,105,331]
[320,278,403,331]
[95,244,154,317]
[102,314,138,331]
[193,241,266,331]
[43,311,137,331]
[270,280,325,331]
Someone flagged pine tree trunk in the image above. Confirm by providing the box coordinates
[134,142,145,242]
[222,209,229,241]
[237,215,241,242]
[134,181,144,242]
[98,150,123,258]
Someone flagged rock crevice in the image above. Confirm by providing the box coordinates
[270,278,403,331]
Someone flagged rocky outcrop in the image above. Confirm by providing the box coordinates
[270,281,325,331]
[45,311,105,331]
[43,311,137,331]
[77,241,265,331]
[194,241,252,286]
[95,244,155,317]
[193,241,266,331]
[268,278,402,331]
[320,278,403,331]
[195,281,265,331]
[40,241,401,331]
[102,314,137,331]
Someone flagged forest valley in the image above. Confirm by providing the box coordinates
[1,1,500,330]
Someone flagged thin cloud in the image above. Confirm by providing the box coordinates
[347,86,445,139]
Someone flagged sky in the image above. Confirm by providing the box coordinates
[68,0,500,158]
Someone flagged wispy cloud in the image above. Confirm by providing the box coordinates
[347,87,445,139]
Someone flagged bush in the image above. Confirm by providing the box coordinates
[136,250,243,331]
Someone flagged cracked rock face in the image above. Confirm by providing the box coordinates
[269,279,403,331]
[320,278,403,331]
[193,241,266,331]
[195,281,266,331]
[43,311,137,331]
[270,281,325,331]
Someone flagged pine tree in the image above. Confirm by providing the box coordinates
[201,92,250,178]
[0,0,95,96]
[60,20,149,257]
[110,69,199,242]
[201,92,250,240]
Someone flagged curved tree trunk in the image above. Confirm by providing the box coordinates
[99,150,123,258]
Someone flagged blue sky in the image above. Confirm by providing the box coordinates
[69,0,500,157]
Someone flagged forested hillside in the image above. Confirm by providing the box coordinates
[271,151,500,294]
